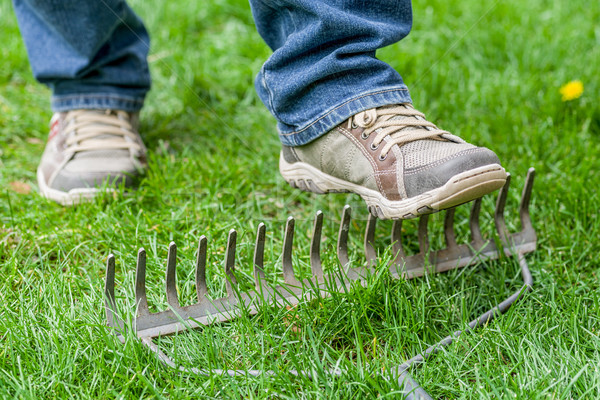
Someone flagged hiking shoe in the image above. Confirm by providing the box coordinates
[280,104,507,219]
[37,109,147,205]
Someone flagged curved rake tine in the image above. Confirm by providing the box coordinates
[165,242,180,309]
[310,211,324,281]
[418,215,430,254]
[519,168,536,231]
[364,213,377,266]
[444,208,457,248]
[391,219,405,262]
[195,236,208,301]
[337,205,351,268]
[494,173,511,245]
[469,198,484,248]
[110,168,539,400]
[104,254,118,327]
[253,223,267,288]
[224,230,238,297]
[282,217,297,284]
[135,248,150,317]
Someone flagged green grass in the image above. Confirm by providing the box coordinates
[1,0,599,398]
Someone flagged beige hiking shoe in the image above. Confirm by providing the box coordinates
[280,104,507,219]
[37,109,147,205]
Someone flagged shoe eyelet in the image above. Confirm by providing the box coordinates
[351,122,358,129]
[378,153,388,161]
[360,132,369,140]
[370,142,379,151]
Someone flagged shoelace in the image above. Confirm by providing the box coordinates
[347,104,450,160]
[63,110,142,153]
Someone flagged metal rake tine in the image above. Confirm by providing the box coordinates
[494,173,511,244]
[135,248,150,317]
[337,205,351,267]
[418,215,430,254]
[391,219,405,259]
[195,236,208,301]
[253,223,266,288]
[104,254,118,327]
[444,208,457,248]
[165,242,180,309]
[282,217,297,284]
[310,211,324,281]
[224,229,238,297]
[519,168,536,230]
[364,213,377,265]
[469,198,484,248]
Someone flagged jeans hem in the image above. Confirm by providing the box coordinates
[278,87,412,146]
[51,93,145,112]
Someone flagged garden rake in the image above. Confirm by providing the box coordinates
[105,168,536,399]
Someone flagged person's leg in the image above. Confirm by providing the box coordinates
[13,0,151,111]
[250,0,412,146]
[250,0,507,219]
[12,0,151,205]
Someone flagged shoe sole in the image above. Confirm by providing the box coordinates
[37,168,114,206]
[280,154,507,219]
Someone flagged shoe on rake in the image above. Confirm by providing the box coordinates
[105,168,537,399]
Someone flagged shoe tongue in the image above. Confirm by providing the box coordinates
[385,104,428,133]
[389,115,422,135]
[383,105,461,145]
[375,105,455,161]
[69,110,131,160]
[385,106,472,168]
[376,105,434,153]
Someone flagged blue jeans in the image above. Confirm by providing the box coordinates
[13,0,413,146]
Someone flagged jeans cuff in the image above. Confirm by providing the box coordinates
[51,93,145,112]
[278,87,412,146]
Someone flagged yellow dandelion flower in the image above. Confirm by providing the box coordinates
[559,80,584,101]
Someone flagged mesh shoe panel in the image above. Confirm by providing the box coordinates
[401,140,474,169]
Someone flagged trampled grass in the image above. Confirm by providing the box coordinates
[1,0,599,398]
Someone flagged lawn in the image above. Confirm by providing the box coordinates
[1,0,599,398]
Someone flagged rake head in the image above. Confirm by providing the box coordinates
[104,168,537,390]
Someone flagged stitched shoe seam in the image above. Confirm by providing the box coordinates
[344,146,357,181]
[453,167,503,183]
[337,125,382,193]
[374,169,402,199]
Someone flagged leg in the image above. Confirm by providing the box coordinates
[249,0,413,146]
[12,0,150,205]
[250,0,507,219]
[13,0,151,111]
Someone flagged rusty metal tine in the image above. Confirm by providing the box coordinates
[224,229,238,297]
[310,211,324,281]
[253,223,267,288]
[104,254,117,327]
[165,242,180,309]
[418,215,430,254]
[444,208,457,248]
[337,205,351,267]
[282,217,297,284]
[519,168,536,230]
[469,198,484,248]
[364,213,377,265]
[135,248,150,317]
[494,173,511,244]
[391,219,405,259]
[195,236,208,301]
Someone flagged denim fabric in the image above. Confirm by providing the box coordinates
[12,0,151,112]
[249,0,413,146]
[13,0,413,145]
